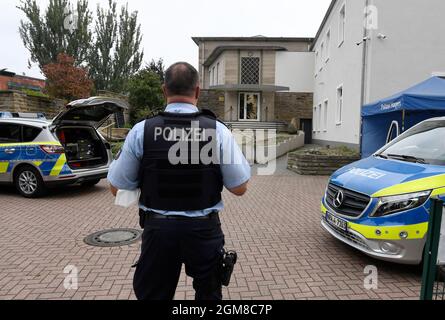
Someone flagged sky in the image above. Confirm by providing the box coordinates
[0,0,331,79]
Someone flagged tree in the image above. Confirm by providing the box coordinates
[18,0,144,93]
[86,0,117,92]
[88,0,144,92]
[127,69,165,124]
[18,0,92,69]
[147,58,165,83]
[42,53,93,101]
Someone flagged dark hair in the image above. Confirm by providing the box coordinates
[164,62,199,97]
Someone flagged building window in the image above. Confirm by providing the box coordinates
[336,86,343,125]
[315,51,319,76]
[325,30,331,62]
[212,66,216,86]
[216,63,220,85]
[320,42,324,71]
[339,4,346,46]
[318,103,322,132]
[0,124,21,143]
[241,57,260,85]
[323,100,328,132]
[313,106,318,132]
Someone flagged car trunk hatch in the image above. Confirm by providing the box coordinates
[52,97,129,128]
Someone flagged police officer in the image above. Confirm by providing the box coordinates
[108,62,251,301]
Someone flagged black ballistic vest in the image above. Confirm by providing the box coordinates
[140,111,223,211]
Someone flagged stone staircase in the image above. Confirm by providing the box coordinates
[225,121,288,132]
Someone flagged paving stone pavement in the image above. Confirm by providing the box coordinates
[0,162,421,300]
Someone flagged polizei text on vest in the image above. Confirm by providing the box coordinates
[154,121,215,142]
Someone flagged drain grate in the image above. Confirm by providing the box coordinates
[84,228,142,247]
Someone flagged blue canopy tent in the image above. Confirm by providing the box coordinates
[361,76,445,158]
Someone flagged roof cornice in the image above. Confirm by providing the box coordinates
[204,45,289,67]
[310,0,338,50]
[192,36,314,46]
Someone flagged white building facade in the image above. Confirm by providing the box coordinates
[311,0,445,149]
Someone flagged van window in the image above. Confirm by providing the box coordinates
[0,124,21,143]
[380,120,445,165]
[22,126,42,142]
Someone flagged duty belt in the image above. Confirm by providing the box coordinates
[143,210,220,221]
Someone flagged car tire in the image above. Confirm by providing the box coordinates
[81,179,101,187]
[14,166,47,198]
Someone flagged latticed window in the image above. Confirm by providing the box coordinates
[241,57,260,85]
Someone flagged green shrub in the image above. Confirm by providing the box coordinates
[111,142,124,157]
[127,69,165,125]
[293,145,359,157]
[22,89,50,98]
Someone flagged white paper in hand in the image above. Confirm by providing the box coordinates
[115,189,141,208]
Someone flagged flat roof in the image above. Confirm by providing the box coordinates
[0,69,45,82]
[209,84,290,92]
[204,45,289,67]
[192,36,314,46]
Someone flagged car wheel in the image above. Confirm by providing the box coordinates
[81,179,101,187]
[14,166,46,198]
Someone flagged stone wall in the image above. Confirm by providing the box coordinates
[274,92,313,126]
[287,152,360,176]
[0,90,65,118]
[198,90,226,118]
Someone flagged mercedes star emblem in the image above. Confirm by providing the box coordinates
[333,190,345,208]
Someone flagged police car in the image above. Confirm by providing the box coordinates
[0,97,127,198]
[321,117,445,264]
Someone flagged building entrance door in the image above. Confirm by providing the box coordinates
[239,93,260,121]
[300,119,313,144]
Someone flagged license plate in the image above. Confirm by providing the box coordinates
[326,212,348,232]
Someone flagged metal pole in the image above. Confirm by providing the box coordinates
[359,0,371,154]
[420,198,443,300]
[402,110,406,132]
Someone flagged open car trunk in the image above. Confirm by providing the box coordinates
[56,126,108,170]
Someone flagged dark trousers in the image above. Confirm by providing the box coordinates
[133,213,225,301]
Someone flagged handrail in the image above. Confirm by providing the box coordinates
[100,121,116,130]
[99,119,116,141]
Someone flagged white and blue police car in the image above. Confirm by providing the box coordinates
[321,117,445,264]
[0,97,127,198]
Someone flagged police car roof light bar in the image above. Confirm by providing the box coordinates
[0,111,47,120]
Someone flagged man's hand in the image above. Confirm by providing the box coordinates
[110,184,118,197]
[228,182,248,197]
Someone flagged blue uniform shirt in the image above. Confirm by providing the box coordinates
[108,103,251,217]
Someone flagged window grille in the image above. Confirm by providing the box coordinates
[241,57,260,85]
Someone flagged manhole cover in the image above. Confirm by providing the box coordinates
[84,228,142,247]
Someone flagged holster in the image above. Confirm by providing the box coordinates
[139,209,146,229]
[220,250,238,287]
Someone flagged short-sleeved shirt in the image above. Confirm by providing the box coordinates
[107,103,251,217]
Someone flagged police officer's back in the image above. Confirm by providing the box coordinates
[108,62,251,300]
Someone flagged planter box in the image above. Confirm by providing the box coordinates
[288,151,360,176]
[255,132,305,165]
